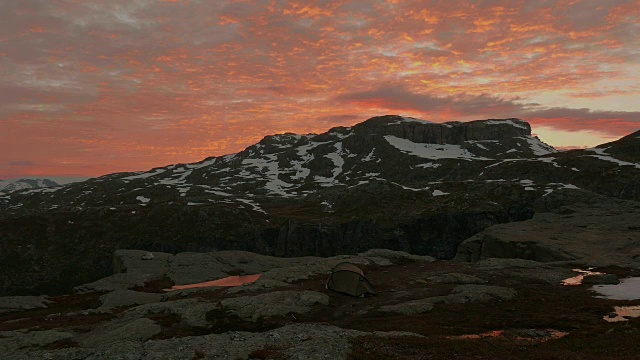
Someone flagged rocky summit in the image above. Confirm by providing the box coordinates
[1,115,640,358]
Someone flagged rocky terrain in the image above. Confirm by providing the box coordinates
[1,116,639,297]
[2,228,640,359]
[1,115,639,358]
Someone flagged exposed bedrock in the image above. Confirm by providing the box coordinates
[0,202,532,296]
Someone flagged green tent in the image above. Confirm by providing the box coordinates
[326,262,377,297]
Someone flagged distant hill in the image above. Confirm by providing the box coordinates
[0,178,60,194]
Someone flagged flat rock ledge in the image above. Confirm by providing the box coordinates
[379,285,517,315]
[219,290,330,322]
[9,323,423,360]
[74,248,428,294]
[98,290,163,310]
[0,295,51,314]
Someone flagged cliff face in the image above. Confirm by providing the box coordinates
[353,116,532,144]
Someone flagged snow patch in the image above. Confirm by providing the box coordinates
[484,119,529,130]
[516,136,557,156]
[586,155,640,169]
[432,190,449,196]
[236,198,267,214]
[362,149,376,162]
[384,136,490,160]
[136,196,150,203]
[416,162,441,169]
[123,168,166,180]
[242,154,295,196]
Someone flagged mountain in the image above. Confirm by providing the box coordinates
[1,115,639,295]
[0,178,60,194]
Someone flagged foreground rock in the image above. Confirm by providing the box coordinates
[75,248,432,295]
[0,295,51,314]
[9,323,423,360]
[78,318,161,348]
[98,290,163,310]
[219,290,330,322]
[379,285,517,315]
[455,197,640,267]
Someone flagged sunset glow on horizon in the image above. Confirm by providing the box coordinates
[1,0,639,179]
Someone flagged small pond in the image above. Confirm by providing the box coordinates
[591,277,640,300]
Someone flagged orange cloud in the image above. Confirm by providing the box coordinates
[1,0,638,178]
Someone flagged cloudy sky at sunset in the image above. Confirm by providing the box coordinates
[1,0,639,179]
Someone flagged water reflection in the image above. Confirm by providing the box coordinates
[604,306,640,322]
[448,329,568,343]
[561,269,604,286]
[164,274,262,291]
[592,277,640,300]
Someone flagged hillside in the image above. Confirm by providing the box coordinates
[0,115,639,295]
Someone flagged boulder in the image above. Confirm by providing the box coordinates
[75,250,173,293]
[166,252,229,285]
[98,290,163,310]
[455,201,640,267]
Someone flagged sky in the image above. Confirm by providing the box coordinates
[1,0,639,179]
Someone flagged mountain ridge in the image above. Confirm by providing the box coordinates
[0,115,638,295]
[0,178,59,194]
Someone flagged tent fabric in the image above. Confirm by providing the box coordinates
[326,262,377,297]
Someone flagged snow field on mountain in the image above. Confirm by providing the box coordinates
[484,119,528,130]
[384,136,491,160]
[515,136,557,156]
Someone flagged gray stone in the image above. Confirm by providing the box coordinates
[98,290,163,310]
[358,249,435,263]
[0,329,74,352]
[219,290,330,321]
[0,295,51,314]
[474,258,577,284]
[121,298,217,328]
[112,249,172,276]
[166,252,229,285]
[582,273,620,285]
[79,318,161,348]
[378,299,434,315]
[75,250,173,293]
[455,200,640,267]
[427,273,487,284]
